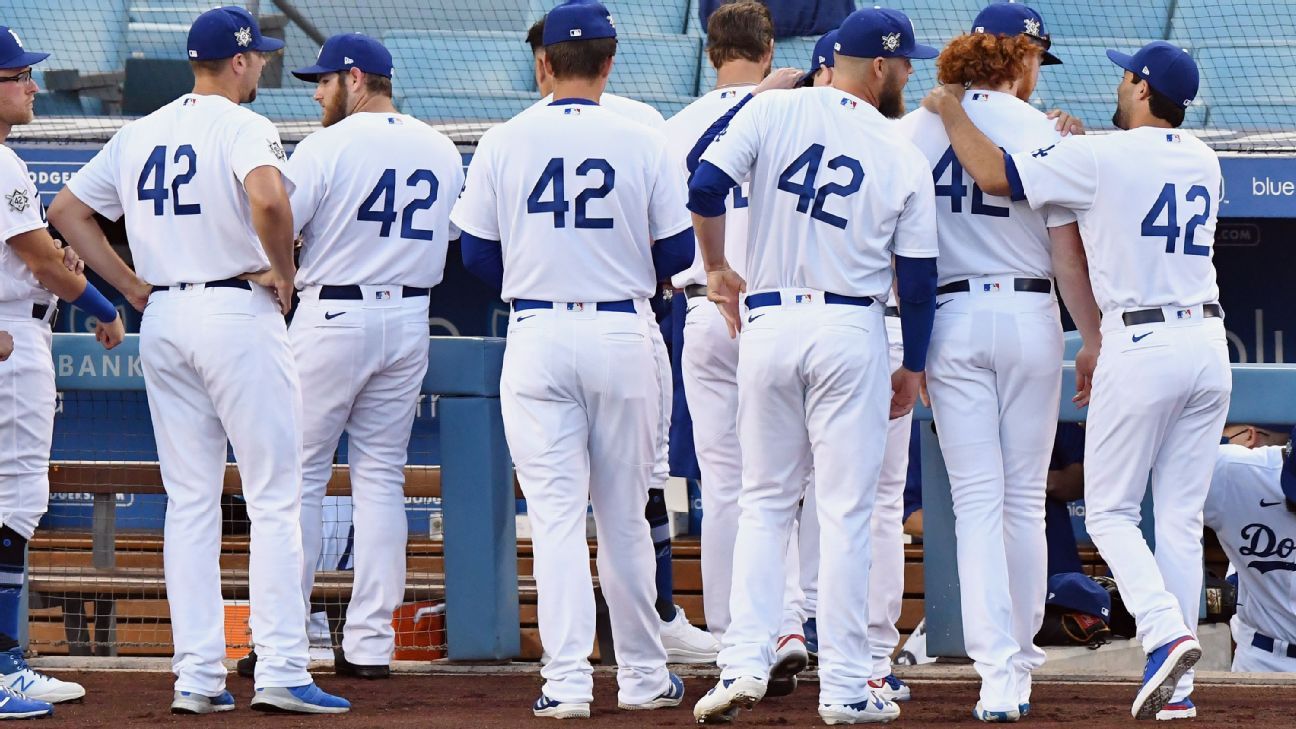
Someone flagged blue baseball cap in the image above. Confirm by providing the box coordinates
[835,8,937,61]
[542,0,617,47]
[1046,573,1111,620]
[800,29,839,86]
[971,2,1061,65]
[0,28,48,70]
[292,33,393,81]
[187,6,285,61]
[1106,41,1199,107]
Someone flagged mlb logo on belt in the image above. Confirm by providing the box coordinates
[983,283,1001,292]
[795,294,814,304]
[566,302,585,312]
[1176,308,1192,319]
[374,289,393,300]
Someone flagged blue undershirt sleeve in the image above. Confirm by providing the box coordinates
[1005,151,1027,202]
[687,162,738,218]
[652,227,696,280]
[459,232,504,293]
[895,255,938,372]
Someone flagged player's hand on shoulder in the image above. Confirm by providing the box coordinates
[95,316,125,351]
[890,367,922,419]
[60,243,84,276]
[705,267,746,339]
[921,83,967,115]
[1046,108,1086,136]
[1072,340,1100,407]
[754,67,804,95]
[0,330,12,361]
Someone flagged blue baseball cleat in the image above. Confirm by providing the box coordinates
[1133,636,1201,720]
[533,693,591,719]
[1156,698,1196,720]
[0,685,53,719]
[171,689,235,714]
[619,672,684,710]
[251,682,350,714]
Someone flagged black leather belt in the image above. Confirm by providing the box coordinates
[1252,632,1296,659]
[936,277,1052,295]
[31,303,56,327]
[684,284,708,298]
[318,285,431,300]
[1122,304,1222,326]
[885,306,900,317]
[153,277,251,293]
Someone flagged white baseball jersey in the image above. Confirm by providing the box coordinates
[664,86,753,289]
[897,92,1076,285]
[1204,445,1296,643]
[532,92,666,130]
[67,93,289,285]
[450,101,690,303]
[0,146,54,306]
[1010,127,1221,312]
[700,87,938,299]
[287,112,463,288]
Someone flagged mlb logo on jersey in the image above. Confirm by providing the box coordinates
[983,282,1001,292]
[183,97,198,106]
[387,116,402,125]
[565,107,582,116]
[840,98,857,109]
[971,92,990,101]
[721,90,738,99]
[795,293,814,304]
[1166,133,1181,142]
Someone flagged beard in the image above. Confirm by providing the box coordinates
[878,74,906,119]
[322,84,348,127]
[1111,99,1130,130]
[241,86,258,104]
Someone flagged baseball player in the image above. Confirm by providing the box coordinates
[688,7,939,724]
[923,40,1229,721]
[525,11,719,663]
[0,26,124,716]
[1205,426,1296,683]
[895,4,1103,720]
[451,1,695,717]
[48,7,348,715]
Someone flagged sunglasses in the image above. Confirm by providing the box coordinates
[0,70,33,84]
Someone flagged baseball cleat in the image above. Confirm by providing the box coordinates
[619,672,685,710]
[1019,703,1031,717]
[171,690,235,715]
[0,686,53,719]
[235,651,256,679]
[869,674,910,703]
[819,692,901,724]
[767,634,809,698]
[973,701,1021,722]
[0,648,85,703]
[661,605,720,664]
[1132,636,1201,720]
[533,694,591,719]
[334,650,390,680]
[803,617,819,660]
[765,674,798,699]
[250,683,350,714]
[1156,699,1196,720]
[693,676,766,724]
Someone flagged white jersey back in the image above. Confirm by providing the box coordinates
[700,87,937,298]
[897,91,1075,285]
[533,92,666,130]
[664,86,752,289]
[287,112,464,288]
[450,101,690,303]
[1011,126,1221,312]
[0,146,54,305]
[1204,445,1296,643]
[66,94,288,287]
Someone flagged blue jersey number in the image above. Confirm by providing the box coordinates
[1141,183,1211,256]
[357,168,440,240]
[526,157,616,229]
[932,146,1009,218]
[775,143,864,230]
[136,145,201,216]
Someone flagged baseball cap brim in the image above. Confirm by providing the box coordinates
[1105,49,1137,75]
[1042,49,1062,65]
[0,50,48,70]
[291,64,332,82]
[905,43,939,60]
[253,36,285,53]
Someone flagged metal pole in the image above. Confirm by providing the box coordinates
[269,0,328,46]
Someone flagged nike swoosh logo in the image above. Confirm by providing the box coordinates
[1132,332,1152,342]
[1260,499,1284,508]
[517,314,536,322]
[935,299,952,309]
[747,313,766,323]
[324,311,345,320]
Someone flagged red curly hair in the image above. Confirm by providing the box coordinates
[936,33,1041,88]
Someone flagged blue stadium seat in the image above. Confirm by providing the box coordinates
[531,0,689,34]
[698,34,817,94]
[128,4,207,25]
[1025,0,1173,41]
[1032,40,1147,104]
[0,0,129,83]
[1195,42,1296,105]
[385,30,536,97]
[1208,103,1296,133]
[606,34,701,97]
[1168,0,1293,45]
[245,88,324,122]
[399,91,536,122]
[124,22,189,61]
[892,0,985,48]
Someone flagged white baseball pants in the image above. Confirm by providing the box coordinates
[140,284,310,695]
[502,302,668,706]
[0,309,54,541]
[1084,309,1230,700]
[719,294,890,705]
[291,286,430,666]
[926,283,1062,712]
[1230,619,1296,673]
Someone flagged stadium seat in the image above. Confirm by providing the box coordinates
[1195,41,1296,106]
[1027,98,1207,131]
[0,0,129,83]
[1207,103,1296,134]
[1025,0,1173,42]
[385,30,536,97]
[246,88,325,122]
[124,22,189,61]
[399,91,536,122]
[121,57,192,115]
[1034,40,1149,106]
[893,0,985,48]
[589,0,690,34]
[606,34,701,97]
[1169,0,1295,45]
[127,4,207,26]
[34,91,103,116]
[698,35,816,95]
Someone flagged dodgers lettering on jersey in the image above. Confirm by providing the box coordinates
[1010,127,1221,312]
[897,91,1076,285]
[1205,445,1296,643]
[450,102,690,303]
[66,94,289,286]
[700,87,937,298]
[665,86,753,289]
[532,92,667,131]
[0,146,54,306]
[287,113,464,288]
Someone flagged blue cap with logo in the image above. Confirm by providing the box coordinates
[188,6,285,61]
[800,29,840,86]
[0,28,47,70]
[293,33,393,81]
[1045,573,1111,620]
[542,0,617,47]
[971,2,1061,65]
[1106,41,1199,108]
[835,7,938,61]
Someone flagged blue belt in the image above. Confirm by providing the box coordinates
[1251,632,1296,658]
[513,298,636,314]
[745,291,875,310]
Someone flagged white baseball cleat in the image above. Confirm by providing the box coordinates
[661,605,720,664]
[1156,699,1196,720]
[693,676,766,724]
[533,694,591,719]
[0,649,85,703]
[973,701,1021,723]
[868,674,911,703]
[819,692,902,725]
[619,672,685,711]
